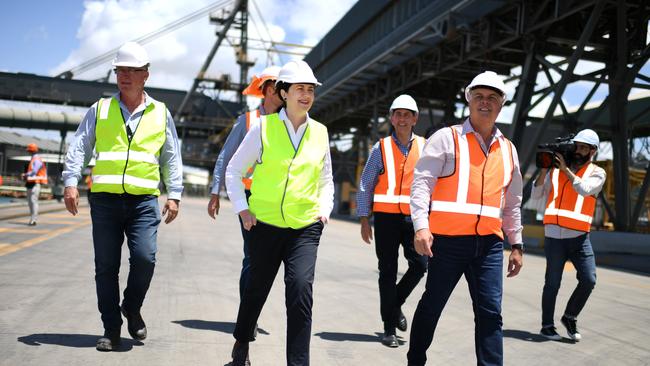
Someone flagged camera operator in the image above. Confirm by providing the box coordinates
[532,129,606,342]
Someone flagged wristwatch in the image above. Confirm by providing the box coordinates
[511,244,524,252]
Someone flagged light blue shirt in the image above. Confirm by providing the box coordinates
[63,92,184,200]
[211,105,267,195]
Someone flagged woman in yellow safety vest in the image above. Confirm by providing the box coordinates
[225,60,334,366]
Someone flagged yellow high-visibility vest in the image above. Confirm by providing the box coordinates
[92,97,167,196]
[249,113,329,229]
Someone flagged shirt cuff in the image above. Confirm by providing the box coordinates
[64,177,79,187]
[413,217,429,232]
[232,199,249,214]
[507,232,523,246]
[167,189,182,201]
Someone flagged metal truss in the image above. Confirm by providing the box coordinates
[311,0,649,230]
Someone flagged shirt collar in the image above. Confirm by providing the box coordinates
[390,131,416,149]
[461,118,503,139]
[115,92,151,113]
[278,108,311,128]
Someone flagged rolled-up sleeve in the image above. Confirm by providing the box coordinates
[226,122,262,214]
[159,110,184,200]
[572,166,606,197]
[356,143,382,217]
[502,144,523,244]
[211,114,247,195]
[410,128,453,232]
[63,104,97,187]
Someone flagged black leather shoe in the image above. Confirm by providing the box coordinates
[231,341,251,366]
[381,333,399,348]
[96,329,121,351]
[397,310,408,332]
[121,305,147,340]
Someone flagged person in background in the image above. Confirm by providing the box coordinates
[23,143,47,226]
[532,129,605,342]
[356,94,427,348]
[407,71,524,366]
[207,65,282,306]
[62,41,183,352]
[225,60,334,366]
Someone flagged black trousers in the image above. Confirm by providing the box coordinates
[374,212,427,334]
[233,220,324,366]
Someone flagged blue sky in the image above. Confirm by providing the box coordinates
[0,1,84,74]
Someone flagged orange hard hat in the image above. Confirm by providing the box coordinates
[26,143,38,153]
[242,65,281,98]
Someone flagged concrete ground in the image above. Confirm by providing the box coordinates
[0,197,648,365]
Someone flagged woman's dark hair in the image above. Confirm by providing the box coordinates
[275,81,291,109]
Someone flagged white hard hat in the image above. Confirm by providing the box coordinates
[572,129,600,149]
[112,42,150,68]
[390,94,418,114]
[465,71,508,104]
[277,60,321,86]
[260,65,281,80]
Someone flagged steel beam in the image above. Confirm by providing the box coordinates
[175,0,245,121]
[519,0,607,180]
[609,0,632,230]
[509,42,539,147]
[631,163,650,228]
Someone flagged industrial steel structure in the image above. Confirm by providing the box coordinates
[305,0,650,232]
[0,0,648,231]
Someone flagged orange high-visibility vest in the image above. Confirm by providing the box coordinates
[543,164,596,232]
[242,109,261,190]
[373,135,425,214]
[428,126,514,238]
[27,155,48,184]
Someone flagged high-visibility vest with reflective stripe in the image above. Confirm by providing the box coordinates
[543,164,596,232]
[27,155,48,184]
[428,126,514,238]
[373,135,425,214]
[242,109,261,190]
[248,113,329,229]
[92,97,167,196]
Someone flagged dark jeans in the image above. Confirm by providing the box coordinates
[541,234,597,327]
[408,235,504,366]
[89,193,160,331]
[373,212,427,333]
[233,220,324,366]
[237,190,253,299]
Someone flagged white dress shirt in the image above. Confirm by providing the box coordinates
[225,108,335,221]
[531,163,606,239]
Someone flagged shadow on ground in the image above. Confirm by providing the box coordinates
[503,329,576,344]
[172,320,269,336]
[17,333,142,351]
[314,331,406,345]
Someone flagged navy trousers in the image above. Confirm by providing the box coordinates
[233,220,324,366]
[89,192,160,332]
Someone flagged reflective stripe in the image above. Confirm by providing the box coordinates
[544,207,594,223]
[383,137,396,197]
[99,98,111,120]
[549,169,560,208]
[457,133,470,203]
[500,138,512,187]
[573,164,595,213]
[96,151,159,165]
[430,200,502,218]
[92,174,160,189]
[374,194,410,204]
[26,177,43,182]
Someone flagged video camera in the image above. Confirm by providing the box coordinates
[535,134,576,169]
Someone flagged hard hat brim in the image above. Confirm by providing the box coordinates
[112,60,150,68]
